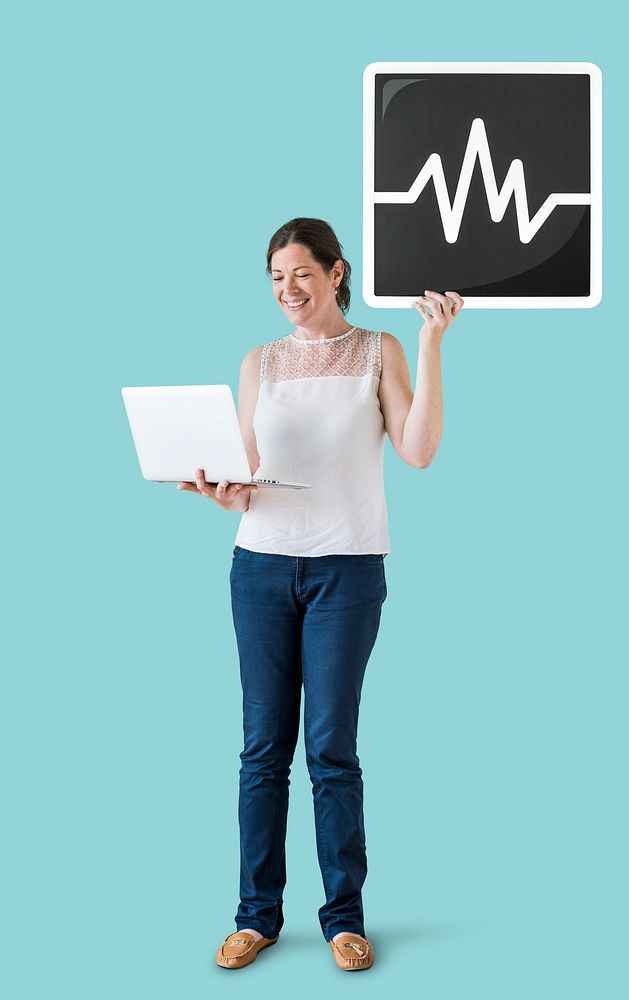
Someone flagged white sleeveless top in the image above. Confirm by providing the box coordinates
[234,325,391,557]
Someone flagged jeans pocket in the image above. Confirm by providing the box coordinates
[233,545,244,559]
[357,554,384,565]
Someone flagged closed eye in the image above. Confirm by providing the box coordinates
[273,274,310,280]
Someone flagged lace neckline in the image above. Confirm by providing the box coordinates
[289,325,358,346]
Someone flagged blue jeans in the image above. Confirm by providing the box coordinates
[229,546,388,943]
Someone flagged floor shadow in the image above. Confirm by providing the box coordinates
[277,918,485,955]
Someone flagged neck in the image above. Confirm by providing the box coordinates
[291,308,353,341]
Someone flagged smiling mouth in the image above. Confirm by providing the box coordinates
[284,298,310,310]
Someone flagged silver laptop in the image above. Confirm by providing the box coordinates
[121,384,311,489]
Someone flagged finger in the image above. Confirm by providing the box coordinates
[215,479,229,499]
[417,296,438,316]
[422,296,443,316]
[445,291,464,314]
[200,469,218,498]
[228,482,258,497]
[424,290,448,314]
[177,482,199,492]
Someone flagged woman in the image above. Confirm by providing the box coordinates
[178,218,464,971]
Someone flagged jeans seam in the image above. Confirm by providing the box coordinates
[271,777,282,880]
[314,789,332,887]
[308,706,331,888]
[270,701,294,882]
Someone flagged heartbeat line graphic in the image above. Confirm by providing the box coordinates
[374,117,591,244]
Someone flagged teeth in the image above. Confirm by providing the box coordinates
[286,298,308,307]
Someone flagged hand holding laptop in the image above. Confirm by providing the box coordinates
[120,385,310,490]
[177,468,259,512]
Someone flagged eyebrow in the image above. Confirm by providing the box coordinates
[271,265,312,272]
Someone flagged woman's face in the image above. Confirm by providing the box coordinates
[271,243,342,323]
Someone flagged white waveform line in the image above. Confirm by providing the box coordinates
[373,117,591,244]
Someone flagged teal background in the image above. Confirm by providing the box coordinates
[2,1,627,997]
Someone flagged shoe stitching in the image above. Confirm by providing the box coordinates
[220,933,257,958]
[333,936,371,962]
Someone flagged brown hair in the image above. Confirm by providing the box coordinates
[266,217,352,315]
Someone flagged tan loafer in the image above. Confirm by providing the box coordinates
[216,930,280,969]
[329,932,374,971]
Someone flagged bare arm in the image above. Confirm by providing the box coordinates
[378,332,438,468]
[377,291,463,467]
[230,345,262,511]
[402,338,443,467]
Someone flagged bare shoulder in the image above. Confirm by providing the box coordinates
[237,345,265,414]
[379,331,410,377]
[240,344,264,381]
[380,330,405,351]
